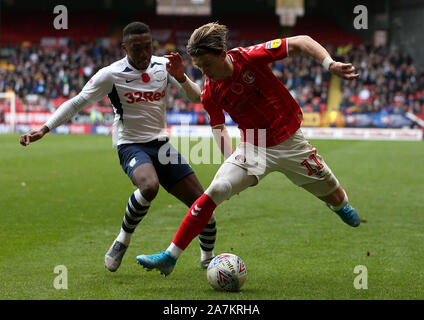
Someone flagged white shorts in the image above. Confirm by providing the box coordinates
[225,128,340,197]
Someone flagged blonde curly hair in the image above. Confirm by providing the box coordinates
[187,22,228,57]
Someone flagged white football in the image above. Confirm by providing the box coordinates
[206,253,247,292]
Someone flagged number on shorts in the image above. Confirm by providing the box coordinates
[301,154,324,176]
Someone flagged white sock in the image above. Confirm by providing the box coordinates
[201,249,215,261]
[167,242,183,259]
[330,191,349,211]
[116,228,132,246]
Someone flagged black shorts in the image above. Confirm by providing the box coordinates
[117,139,194,192]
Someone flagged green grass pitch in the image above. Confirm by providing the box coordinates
[0,133,423,300]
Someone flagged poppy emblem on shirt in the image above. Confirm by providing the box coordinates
[243,71,255,84]
[141,73,150,83]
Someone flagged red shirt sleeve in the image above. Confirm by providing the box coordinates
[234,38,288,65]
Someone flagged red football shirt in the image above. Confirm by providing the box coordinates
[201,38,303,147]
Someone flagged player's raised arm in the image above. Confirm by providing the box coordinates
[165,52,201,103]
[287,35,359,80]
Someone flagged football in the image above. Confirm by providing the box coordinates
[206,253,247,292]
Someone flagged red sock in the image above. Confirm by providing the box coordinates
[172,193,217,251]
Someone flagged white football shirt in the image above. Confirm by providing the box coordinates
[79,55,184,146]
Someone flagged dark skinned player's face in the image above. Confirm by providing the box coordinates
[122,33,153,70]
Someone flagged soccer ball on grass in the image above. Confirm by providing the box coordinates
[206,253,247,292]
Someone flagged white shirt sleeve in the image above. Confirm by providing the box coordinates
[44,67,113,130]
[44,94,91,130]
[168,74,201,103]
[79,66,114,104]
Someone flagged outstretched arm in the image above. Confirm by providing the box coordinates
[19,94,91,146]
[20,66,112,147]
[287,35,359,80]
[165,52,201,103]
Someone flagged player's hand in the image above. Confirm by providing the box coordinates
[19,126,49,146]
[165,52,186,83]
[329,62,360,80]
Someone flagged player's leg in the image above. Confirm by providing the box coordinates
[145,140,218,269]
[168,173,217,269]
[105,144,159,272]
[274,129,360,227]
[136,163,257,275]
[170,162,257,255]
[294,142,360,227]
[308,183,360,227]
[152,141,216,268]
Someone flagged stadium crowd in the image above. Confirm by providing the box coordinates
[337,43,424,116]
[1,37,424,120]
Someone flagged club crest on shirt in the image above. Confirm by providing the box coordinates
[243,71,255,84]
[153,69,166,82]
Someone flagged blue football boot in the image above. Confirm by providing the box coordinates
[136,251,176,276]
[327,203,361,227]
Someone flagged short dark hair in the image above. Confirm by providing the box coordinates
[123,22,151,41]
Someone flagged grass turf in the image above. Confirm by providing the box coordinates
[0,133,423,300]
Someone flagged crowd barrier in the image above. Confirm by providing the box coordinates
[2,123,421,141]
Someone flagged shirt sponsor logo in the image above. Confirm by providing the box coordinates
[124,89,166,103]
